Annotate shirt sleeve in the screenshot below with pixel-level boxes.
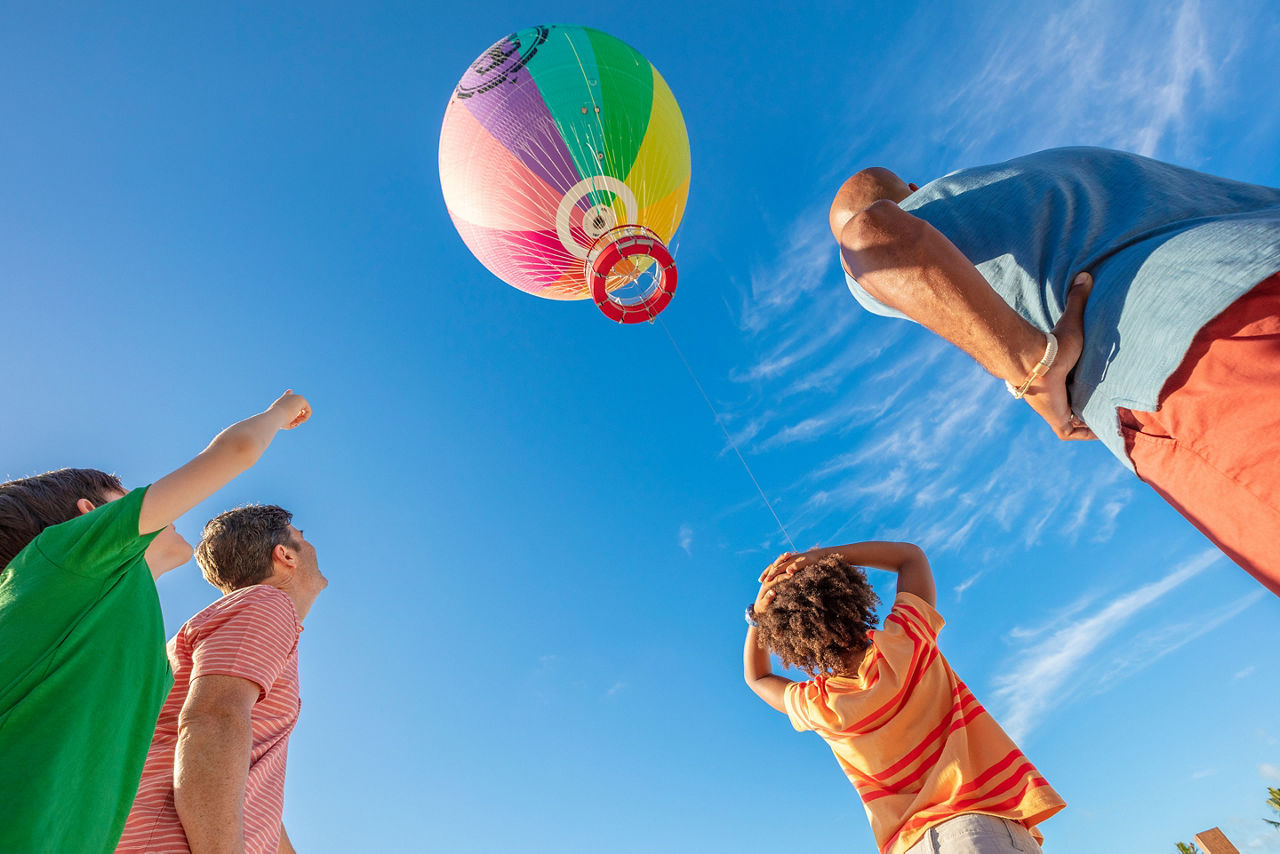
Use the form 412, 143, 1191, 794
845, 269, 916, 322
783, 677, 868, 734
883, 592, 945, 641
32, 485, 159, 580
783, 679, 822, 733
190, 587, 299, 700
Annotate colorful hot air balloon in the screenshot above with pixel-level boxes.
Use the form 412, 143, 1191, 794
439, 25, 691, 323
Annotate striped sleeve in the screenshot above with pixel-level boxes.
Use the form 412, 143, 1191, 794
783, 679, 820, 732
189, 587, 298, 698
784, 675, 872, 734
885, 593, 944, 640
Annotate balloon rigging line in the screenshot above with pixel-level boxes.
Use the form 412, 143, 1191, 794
657, 317, 799, 554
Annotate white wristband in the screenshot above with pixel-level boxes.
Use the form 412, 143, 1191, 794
1005, 332, 1058, 399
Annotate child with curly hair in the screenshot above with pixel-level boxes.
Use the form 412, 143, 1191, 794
744, 542, 1064, 854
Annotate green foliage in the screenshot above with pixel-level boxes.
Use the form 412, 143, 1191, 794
1266, 785, 1280, 829
1175, 843, 1200, 854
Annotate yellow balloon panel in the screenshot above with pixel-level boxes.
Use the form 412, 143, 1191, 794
625, 66, 691, 212
635, 176, 691, 245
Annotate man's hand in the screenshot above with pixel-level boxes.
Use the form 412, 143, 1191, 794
1022, 273, 1097, 441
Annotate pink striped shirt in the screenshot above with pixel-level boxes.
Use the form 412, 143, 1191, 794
117, 585, 303, 854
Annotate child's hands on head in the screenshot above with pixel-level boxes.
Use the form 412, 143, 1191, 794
754, 550, 802, 614
754, 547, 834, 614
758, 548, 828, 583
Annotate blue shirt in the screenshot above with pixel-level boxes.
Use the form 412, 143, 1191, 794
846, 147, 1280, 466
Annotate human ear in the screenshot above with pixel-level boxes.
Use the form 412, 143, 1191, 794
76, 498, 96, 515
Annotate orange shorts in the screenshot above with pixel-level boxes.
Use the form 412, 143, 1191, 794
1119, 272, 1280, 597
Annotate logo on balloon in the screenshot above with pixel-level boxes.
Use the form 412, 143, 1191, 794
555, 177, 638, 260
454, 25, 548, 100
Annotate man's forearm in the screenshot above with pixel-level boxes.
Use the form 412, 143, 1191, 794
174, 712, 253, 854
842, 202, 1098, 442
841, 200, 1047, 384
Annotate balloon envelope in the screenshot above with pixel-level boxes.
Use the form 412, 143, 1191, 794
440, 25, 690, 318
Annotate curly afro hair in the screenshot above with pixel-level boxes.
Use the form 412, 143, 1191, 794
755, 556, 882, 677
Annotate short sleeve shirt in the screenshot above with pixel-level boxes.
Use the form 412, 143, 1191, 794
118, 585, 302, 854
847, 147, 1280, 465
784, 594, 1064, 854
0, 486, 172, 854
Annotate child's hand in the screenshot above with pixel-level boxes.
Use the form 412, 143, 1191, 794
759, 548, 828, 584
267, 390, 312, 430
758, 551, 798, 584
754, 551, 806, 614
753, 584, 777, 615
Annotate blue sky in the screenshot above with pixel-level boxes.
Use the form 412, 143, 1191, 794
4, 1, 1280, 851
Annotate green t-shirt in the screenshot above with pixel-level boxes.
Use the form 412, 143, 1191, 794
0, 486, 174, 853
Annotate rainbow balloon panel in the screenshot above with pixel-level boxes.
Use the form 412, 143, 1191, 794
439, 25, 691, 302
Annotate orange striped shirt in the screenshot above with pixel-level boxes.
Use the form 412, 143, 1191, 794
783, 593, 1064, 854
117, 585, 303, 854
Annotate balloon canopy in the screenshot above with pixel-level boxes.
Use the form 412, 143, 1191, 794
439, 25, 691, 323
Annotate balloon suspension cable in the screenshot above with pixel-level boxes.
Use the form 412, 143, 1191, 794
657, 317, 799, 554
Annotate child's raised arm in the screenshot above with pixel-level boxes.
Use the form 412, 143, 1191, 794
761, 542, 935, 607
743, 552, 804, 712
138, 391, 311, 536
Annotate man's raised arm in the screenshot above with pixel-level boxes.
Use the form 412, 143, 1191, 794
839, 200, 1095, 441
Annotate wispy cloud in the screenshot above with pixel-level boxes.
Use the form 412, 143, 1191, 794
1091, 589, 1266, 695
1262, 763, 1280, 782
678, 523, 693, 555
709, 0, 1257, 581
1234, 665, 1256, 681
737, 211, 835, 335
990, 550, 1225, 742
926, 0, 1224, 160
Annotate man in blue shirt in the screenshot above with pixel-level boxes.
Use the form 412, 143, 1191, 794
831, 147, 1280, 596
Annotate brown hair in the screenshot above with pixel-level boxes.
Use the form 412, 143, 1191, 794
195, 505, 296, 593
0, 468, 124, 569
754, 556, 882, 677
